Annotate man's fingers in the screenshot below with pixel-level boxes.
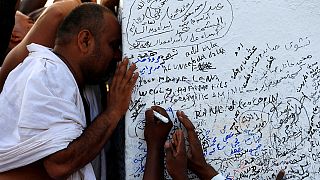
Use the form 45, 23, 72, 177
276, 170, 285, 180
127, 72, 139, 88
176, 110, 195, 131
145, 108, 155, 126
172, 131, 179, 146
176, 110, 201, 152
188, 131, 203, 153
175, 130, 186, 154
164, 141, 174, 159
112, 58, 128, 86
110, 58, 139, 94
123, 63, 137, 83
118, 58, 129, 81
124, 71, 138, 97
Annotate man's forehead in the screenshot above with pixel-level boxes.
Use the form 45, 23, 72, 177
103, 14, 121, 37
105, 15, 120, 28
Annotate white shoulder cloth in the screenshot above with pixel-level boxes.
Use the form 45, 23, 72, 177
0, 43, 95, 180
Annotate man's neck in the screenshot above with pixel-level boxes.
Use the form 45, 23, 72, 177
53, 46, 85, 90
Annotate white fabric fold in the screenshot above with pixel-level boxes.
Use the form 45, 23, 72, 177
0, 43, 96, 180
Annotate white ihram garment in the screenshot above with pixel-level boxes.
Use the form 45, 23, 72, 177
0, 43, 96, 180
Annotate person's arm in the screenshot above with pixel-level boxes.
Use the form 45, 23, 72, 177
19, 0, 47, 15
164, 130, 188, 180
42, 59, 139, 179
143, 106, 173, 180
0, 160, 52, 180
0, 0, 80, 93
176, 111, 218, 180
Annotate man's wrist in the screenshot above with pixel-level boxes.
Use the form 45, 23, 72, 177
146, 142, 165, 152
101, 110, 121, 126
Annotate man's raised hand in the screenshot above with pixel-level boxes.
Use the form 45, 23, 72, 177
176, 110, 218, 180
105, 58, 138, 122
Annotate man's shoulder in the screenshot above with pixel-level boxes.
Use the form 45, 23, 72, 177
31, 54, 79, 102
32, 44, 77, 89
3, 46, 79, 102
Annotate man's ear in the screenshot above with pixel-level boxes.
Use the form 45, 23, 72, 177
77, 30, 95, 54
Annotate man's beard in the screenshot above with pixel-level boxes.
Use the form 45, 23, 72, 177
90, 42, 120, 84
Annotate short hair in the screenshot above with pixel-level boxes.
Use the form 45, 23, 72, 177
55, 3, 114, 45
